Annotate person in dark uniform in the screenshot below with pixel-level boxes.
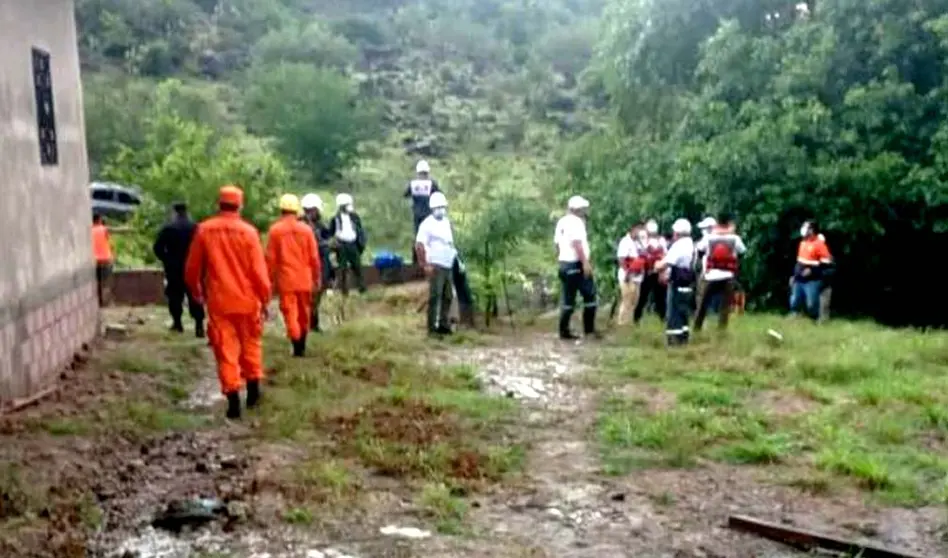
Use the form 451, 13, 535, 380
153, 202, 205, 337
328, 193, 367, 295
300, 193, 334, 332
404, 160, 441, 264
655, 219, 696, 346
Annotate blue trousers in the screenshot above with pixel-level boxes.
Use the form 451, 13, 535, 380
790, 279, 821, 319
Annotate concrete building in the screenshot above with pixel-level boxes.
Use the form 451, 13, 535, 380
0, 0, 98, 403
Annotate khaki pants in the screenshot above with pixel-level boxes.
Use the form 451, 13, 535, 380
616, 280, 641, 325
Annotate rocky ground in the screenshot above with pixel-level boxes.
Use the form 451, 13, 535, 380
0, 296, 944, 558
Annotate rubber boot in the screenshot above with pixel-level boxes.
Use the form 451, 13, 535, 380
559, 310, 577, 340
170, 320, 184, 333
291, 338, 305, 358
225, 392, 241, 420
583, 307, 598, 338
246, 380, 261, 409
310, 311, 321, 333
194, 321, 205, 339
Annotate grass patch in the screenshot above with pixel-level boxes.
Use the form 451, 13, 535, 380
596, 314, 948, 504
416, 483, 468, 534
258, 313, 522, 529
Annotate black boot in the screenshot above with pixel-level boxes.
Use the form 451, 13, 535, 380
194, 321, 205, 339
170, 321, 184, 333
559, 310, 577, 340
310, 312, 321, 333
246, 380, 261, 409
291, 338, 305, 357
583, 307, 598, 337
226, 392, 241, 420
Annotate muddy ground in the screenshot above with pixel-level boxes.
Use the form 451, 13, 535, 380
0, 301, 944, 558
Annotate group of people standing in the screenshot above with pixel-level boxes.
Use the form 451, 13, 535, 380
554, 196, 835, 346
141, 186, 370, 419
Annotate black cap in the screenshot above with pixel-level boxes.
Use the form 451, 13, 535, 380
172, 201, 188, 212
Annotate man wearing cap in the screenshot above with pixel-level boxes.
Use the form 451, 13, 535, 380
694, 212, 746, 331
554, 196, 599, 340
300, 193, 334, 332
185, 185, 271, 420
655, 219, 696, 345
267, 194, 321, 357
405, 160, 441, 264
415, 192, 456, 336
154, 201, 205, 337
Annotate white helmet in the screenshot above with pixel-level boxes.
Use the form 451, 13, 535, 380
429, 191, 448, 209
335, 193, 353, 207
672, 218, 692, 235
567, 195, 590, 210
645, 219, 659, 234
697, 217, 716, 229
301, 193, 323, 211
416, 160, 430, 173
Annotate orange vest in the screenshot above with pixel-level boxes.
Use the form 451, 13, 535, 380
92, 224, 113, 264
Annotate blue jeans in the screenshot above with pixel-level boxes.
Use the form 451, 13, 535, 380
790, 279, 821, 319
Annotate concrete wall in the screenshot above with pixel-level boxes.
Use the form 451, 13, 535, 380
0, 0, 98, 403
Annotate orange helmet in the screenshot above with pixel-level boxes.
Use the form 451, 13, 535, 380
219, 185, 244, 207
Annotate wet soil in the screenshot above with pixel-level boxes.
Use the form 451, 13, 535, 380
0, 307, 945, 557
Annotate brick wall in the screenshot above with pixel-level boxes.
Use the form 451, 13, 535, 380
0, 279, 98, 403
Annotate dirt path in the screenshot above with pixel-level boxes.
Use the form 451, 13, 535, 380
428, 335, 799, 557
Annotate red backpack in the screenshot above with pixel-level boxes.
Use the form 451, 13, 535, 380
708, 240, 738, 272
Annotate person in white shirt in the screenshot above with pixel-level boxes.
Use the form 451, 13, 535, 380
694, 212, 746, 331
655, 218, 696, 346
415, 192, 457, 336
554, 195, 598, 340
615, 225, 647, 325
328, 193, 367, 295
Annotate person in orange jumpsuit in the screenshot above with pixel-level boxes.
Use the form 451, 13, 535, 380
91, 214, 114, 307
266, 194, 321, 357
185, 185, 272, 419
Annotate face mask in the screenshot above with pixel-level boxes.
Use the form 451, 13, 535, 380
432, 207, 447, 220
800, 225, 809, 237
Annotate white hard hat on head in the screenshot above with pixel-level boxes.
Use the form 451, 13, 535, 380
301, 193, 323, 211
335, 193, 353, 207
698, 217, 716, 229
567, 195, 590, 210
672, 218, 692, 235
645, 219, 658, 234
416, 160, 430, 173
429, 191, 448, 209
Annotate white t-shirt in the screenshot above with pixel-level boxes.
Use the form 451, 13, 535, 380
336, 213, 357, 243
416, 215, 457, 269
554, 214, 590, 263
695, 231, 746, 281
616, 234, 644, 283
662, 236, 695, 269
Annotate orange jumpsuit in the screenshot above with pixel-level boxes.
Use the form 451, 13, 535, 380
185, 211, 271, 395
266, 215, 321, 341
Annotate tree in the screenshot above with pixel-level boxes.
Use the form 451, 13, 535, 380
565, 0, 948, 325
250, 21, 358, 69
102, 81, 290, 263
243, 63, 380, 182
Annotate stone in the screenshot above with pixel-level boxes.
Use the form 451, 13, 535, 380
104, 323, 129, 340
379, 525, 431, 539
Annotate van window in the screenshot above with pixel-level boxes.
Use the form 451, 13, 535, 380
117, 192, 140, 205
91, 190, 113, 201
